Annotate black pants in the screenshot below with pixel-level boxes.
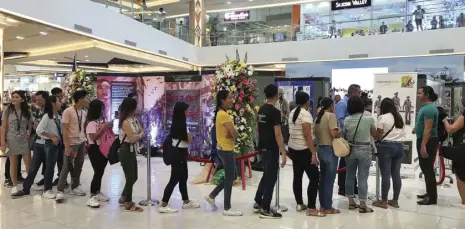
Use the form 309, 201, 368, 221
288, 148, 319, 209
417, 138, 438, 199
5, 155, 22, 180
24, 142, 58, 192
119, 143, 138, 203
88, 144, 108, 195
162, 148, 189, 203
254, 149, 279, 211
338, 157, 358, 193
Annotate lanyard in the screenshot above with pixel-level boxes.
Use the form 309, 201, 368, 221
13, 109, 21, 131
74, 108, 83, 132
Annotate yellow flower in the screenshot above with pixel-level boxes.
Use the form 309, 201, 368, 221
231, 85, 237, 92
240, 62, 247, 67
254, 106, 260, 111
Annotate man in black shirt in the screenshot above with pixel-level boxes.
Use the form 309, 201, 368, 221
253, 84, 287, 219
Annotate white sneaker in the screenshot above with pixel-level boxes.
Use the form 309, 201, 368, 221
87, 196, 101, 208
95, 193, 110, 202
182, 200, 200, 209
70, 186, 86, 196
10, 186, 18, 195
205, 196, 217, 209
453, 203, 465, 210
56, 191, 64, 203
159, 205, 178, 214
31, 184, 44, 191
42, 190, 56, 199
223, 209, 243, 216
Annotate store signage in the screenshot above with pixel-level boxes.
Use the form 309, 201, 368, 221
224, 10, 250, 21
331, 0, 371, 11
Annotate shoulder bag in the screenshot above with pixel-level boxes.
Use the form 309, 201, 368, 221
333, 114, 362, 157
375, 124, 395, 148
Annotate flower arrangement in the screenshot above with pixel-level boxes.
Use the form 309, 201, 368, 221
212, 50, 258, 155
64, 69, 95, 104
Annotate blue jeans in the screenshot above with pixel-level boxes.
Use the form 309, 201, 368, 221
377, 141, 404, 200
345, 145, 372, 201
318, 145, 338, 209
23, 142, 58, 192
210, 150, 237, 210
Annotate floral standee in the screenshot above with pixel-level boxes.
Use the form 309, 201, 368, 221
64, 69, 95, 104
212, 50, 258, 155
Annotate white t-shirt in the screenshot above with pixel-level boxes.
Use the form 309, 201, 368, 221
288, 108, 313, 150
172, 129, 189, 149
377, 113, 406, 141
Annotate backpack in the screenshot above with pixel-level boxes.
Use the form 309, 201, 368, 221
162, 134, 181, 166
99, 128, 115, 158
437, 106, 448, 143
108, 135, 125, 165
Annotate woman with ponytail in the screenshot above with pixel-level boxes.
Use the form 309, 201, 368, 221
288, 91, 322, 217
372, 98, 405, 209
314, 97, 340, 214
205, 90, 243, 216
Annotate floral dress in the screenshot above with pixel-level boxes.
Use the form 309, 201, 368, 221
2, 107, 32, 155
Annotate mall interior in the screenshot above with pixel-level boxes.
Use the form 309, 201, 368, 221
1, 0, 465, 228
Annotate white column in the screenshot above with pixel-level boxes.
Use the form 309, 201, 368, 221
190, 0, 205, 46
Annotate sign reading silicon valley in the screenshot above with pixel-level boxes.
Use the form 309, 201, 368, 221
224, 10, 250, 21
331, 0, 371, 11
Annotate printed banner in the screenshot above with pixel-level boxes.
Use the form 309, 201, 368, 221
372, 73, 418, 165
275, 80, 314, 103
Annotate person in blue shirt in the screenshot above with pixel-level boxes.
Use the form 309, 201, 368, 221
335, 84, 360, 196
414, 86, 439, 205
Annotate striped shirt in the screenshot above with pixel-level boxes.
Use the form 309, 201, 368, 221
288, 108, 313, 150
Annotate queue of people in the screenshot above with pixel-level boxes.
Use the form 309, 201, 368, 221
3, 82, 464, 220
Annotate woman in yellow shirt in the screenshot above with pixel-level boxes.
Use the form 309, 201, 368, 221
205, 90, 243, 216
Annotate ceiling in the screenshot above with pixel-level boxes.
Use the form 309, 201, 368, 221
1, 14, 194, 75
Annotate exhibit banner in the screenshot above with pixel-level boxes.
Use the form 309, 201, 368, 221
275, 80, 314, 104
372, 72, 417, 166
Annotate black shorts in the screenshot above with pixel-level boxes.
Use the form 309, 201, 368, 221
415, 19, 422, 25
453, 160, 465, 181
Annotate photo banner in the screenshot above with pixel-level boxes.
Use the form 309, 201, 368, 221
275, 80, 314, 103
372, 72, 418, 165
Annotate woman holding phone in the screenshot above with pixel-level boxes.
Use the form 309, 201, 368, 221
85, 99, 112, 208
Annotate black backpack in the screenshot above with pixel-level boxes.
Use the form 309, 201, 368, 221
162, 134, 180, 165
437, 106, 448, 143
108, 135, 125, 165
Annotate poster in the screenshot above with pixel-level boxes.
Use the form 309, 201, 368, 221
110, 81, 136, 119
165, 89, 201, 133
372, 73, 418, 166
275, 80, 314, 103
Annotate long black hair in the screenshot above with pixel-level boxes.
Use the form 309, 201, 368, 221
214, 90, 229, 123
380, 98, 404, 129
292, 91, 310, 124
315, 97, 334, 124
44, 95, 59, 119
119, 97, 138, 129
171, 102, 189, 141
420, 86, 438, 102
9, 90, 31, 120
85, 99, 105, 130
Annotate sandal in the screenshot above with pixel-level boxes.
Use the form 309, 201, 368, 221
349, 203, 360, 210
118, 196, 126, 206
324, 208, 341, 214
125, 202, 144, 213
359, 206, 374, 213
388, 200, 400, 208
372, 200, 388, 209
306, 209, 326, 217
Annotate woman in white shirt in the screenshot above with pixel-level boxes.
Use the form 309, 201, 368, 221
373, 98, 405, 209
288, 91, 323, 217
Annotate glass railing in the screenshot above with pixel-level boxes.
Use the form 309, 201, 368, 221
90, 0, 465, 47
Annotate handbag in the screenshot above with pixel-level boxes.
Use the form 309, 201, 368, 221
333, 137, 350, 157
440, 142, 465, 161
375, 124, 395, 148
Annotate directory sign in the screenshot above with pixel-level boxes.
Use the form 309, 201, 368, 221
331, 0, 371, 11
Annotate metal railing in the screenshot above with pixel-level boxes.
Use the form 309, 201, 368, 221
90, 0, 465, 47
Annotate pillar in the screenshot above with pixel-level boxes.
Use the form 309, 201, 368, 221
189, 0, 205, 46
0, 28, 4, 109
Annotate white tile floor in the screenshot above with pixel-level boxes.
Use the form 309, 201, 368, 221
0, 156, 464, 229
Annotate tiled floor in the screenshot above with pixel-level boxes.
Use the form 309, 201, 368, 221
0, 156, 464, 229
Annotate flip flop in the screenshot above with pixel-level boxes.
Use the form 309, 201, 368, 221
359, 206, 374, 213
324, 208, 341, 214
349, 203, 360, 210
307, 209, 326, 217
125, 202, 144, 213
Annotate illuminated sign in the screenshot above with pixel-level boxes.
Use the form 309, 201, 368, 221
331, 0, 371, 10
224, 10, 250, 21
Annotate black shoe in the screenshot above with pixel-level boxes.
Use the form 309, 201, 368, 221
338, 191, 346, 196
52, 178, 59, 186
36, 178, 44, 186
11, 190, 30, 199
417, 193, 428, 199
417, 197, 437, 205
259, 209, 282, 219
4, 179, 13, 188
17, 176, 25, 183
253, 203, 260, 213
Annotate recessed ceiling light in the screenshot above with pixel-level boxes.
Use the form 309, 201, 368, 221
84, 55, 89, 58
227, 1, 231, 4
85, 60, 90, 62
76, 60, 80, 63
39, 32, 48, 35
249, 0, 253, 1
148, 13, 152, 16
133, 15, 137, 18
16, 36, 24, 40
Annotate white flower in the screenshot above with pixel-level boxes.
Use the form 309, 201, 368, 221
239, 125, 245, 130
248, 71, 252, 76
226, 79, 230, 85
